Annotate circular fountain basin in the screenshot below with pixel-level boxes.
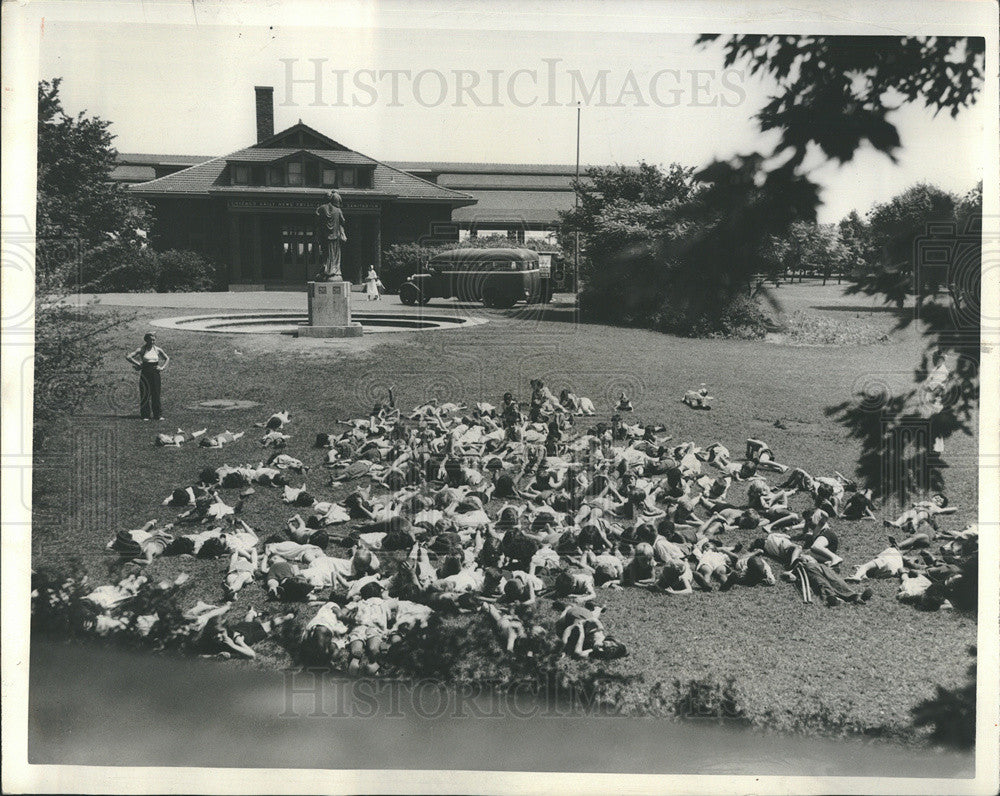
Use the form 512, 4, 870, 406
150, 311, 485, 335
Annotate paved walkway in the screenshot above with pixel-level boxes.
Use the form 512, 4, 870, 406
73, 291, 576, 315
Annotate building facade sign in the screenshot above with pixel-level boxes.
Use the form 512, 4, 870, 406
227, 198, 383, 214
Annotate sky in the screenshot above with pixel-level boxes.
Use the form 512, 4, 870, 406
39, 18, 987, 224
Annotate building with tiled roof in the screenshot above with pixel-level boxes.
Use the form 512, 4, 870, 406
120, 139, 589, 277
129, 87, 477, 287
394, 163, 586, 238
112, 153, 217, 183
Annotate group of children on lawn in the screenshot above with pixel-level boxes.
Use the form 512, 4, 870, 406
90, 378, 975, 672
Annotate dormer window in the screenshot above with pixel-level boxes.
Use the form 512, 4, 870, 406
305, 161, 320, 186
225, 145, 375, 191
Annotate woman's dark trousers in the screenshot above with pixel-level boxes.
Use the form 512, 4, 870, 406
139, 365, 162, 418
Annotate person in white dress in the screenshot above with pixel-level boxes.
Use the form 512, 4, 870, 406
364, 265, 383, 301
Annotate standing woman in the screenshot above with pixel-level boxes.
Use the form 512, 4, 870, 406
364, 265, 383, 301
126, 332, 169, 420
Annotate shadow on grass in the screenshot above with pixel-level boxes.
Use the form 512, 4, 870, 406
911, 645, 976, 749
809, 304, 910, 315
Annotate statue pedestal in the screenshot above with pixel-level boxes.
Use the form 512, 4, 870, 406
296, 281, 363, 338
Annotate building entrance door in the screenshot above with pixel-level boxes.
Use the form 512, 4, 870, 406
254, 209, 380, 285
260, 216, 321, 282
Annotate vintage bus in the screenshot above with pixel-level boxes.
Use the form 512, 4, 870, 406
398, 248, 561, 308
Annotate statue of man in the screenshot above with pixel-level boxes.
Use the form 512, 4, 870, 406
315, 191, 346, 281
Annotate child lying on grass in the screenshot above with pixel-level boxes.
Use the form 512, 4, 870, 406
198, 608, 295, 659
255, 410, 291, 430
745, 438, 789, 473
789, 556, 874, 607
883, 494, 957, 532
480, 603, 548, 657
155, 428, 206, 447
260, 429, 290, 448
106, 519, 175, 564
682, 385, 713, 409
199, 430, 245, 448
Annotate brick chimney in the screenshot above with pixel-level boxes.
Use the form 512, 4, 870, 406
255, 86, 274, 143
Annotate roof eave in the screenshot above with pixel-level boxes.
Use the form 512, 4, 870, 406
127, 187, 211, 198
129, 187, 476, 205
389, 196, 478, 206
208, 186, 394, 198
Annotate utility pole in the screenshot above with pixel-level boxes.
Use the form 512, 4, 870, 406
574, 102, 580, 294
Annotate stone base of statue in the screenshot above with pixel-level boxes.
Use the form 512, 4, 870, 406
296, 280, 363, 338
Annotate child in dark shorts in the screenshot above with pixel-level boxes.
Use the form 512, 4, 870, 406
793, 510, 843, 567
841, 488, 877, 520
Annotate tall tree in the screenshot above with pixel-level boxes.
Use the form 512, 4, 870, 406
853, 183, 957, 305
34, 79, 140, 445
560, 158, 812, 336
37, 80, 149, 260
837, 210, 870, 280
697, 35, 985, 497
765, 221, 849, 284
559, 162, 705, 329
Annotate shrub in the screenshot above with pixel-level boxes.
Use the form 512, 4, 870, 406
644, 292, 771, 339
779, 310, 891, 346
911, 645, 976, 748
154, 249, 219, 292
30, 563, 95, 640
79, 242, 159, 293
33, 297, 133, 447
702, 294, 772, 340
380, 243, 435, 294
74, 245, 218, 293
31, 565, 196, 651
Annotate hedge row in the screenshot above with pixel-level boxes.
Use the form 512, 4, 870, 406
75, 243, 221, 293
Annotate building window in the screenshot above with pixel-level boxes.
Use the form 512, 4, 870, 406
287, 161, 303, 186
340, 168, 356, 188
357, 168, 373, 189
251, 166, 266, 185
233, 164, 250, 185
268, 166, 284, 186
322, 168, 337, 187
281, 223, 321, 270
305, 161, 320, 186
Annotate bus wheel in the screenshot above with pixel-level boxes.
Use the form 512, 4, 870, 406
419, 294, 433, 306
399, 283, 419, 305
493, 293, 517, 309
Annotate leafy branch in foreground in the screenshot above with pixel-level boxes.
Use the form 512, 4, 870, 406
697, 35, 984, 497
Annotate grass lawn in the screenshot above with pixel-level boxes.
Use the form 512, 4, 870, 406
31, 282, 978, 744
